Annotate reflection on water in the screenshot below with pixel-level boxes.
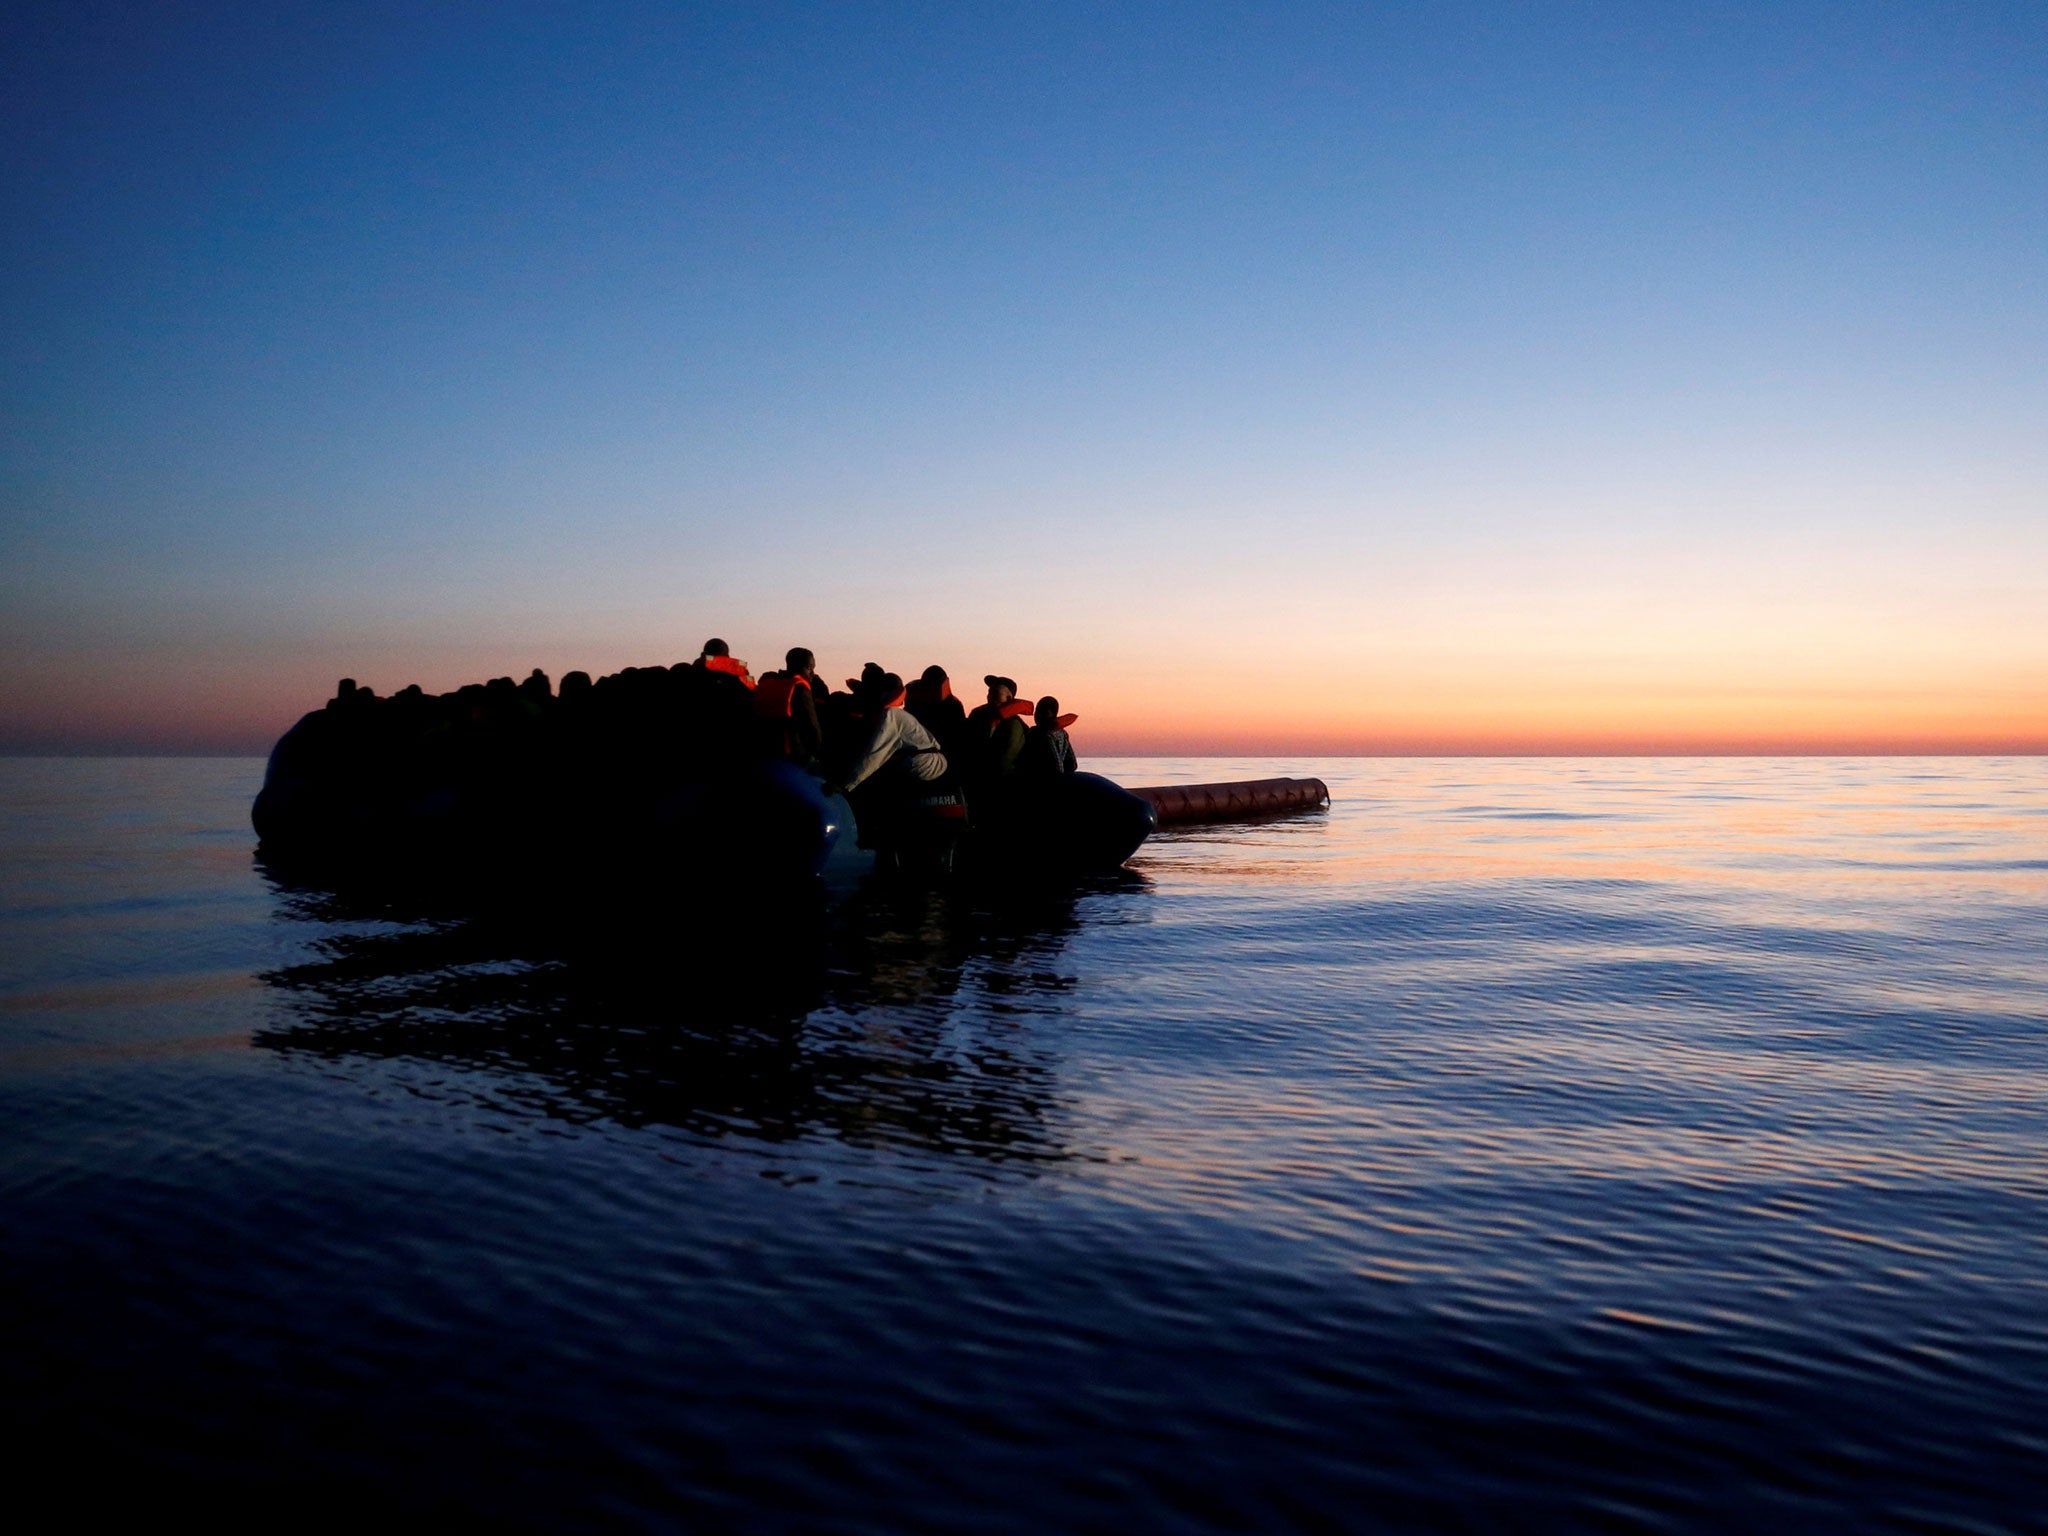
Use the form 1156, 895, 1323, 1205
3, 756, 2047, 1532
253, 865, 1141, 1166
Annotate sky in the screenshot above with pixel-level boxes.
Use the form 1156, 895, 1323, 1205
2, 0, 2043, 754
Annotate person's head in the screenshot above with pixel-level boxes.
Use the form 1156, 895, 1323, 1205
984, 674, 1017, 706
921, 664, 948, 686
701, 637, 729, 658
786, 646, 815, 676
1035, 696, 1059, 727
560, 670, 593, 701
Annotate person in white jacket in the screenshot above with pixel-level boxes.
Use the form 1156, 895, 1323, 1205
829, 673, 949, 796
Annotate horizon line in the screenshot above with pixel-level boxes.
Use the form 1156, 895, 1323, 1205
6, 748, 2045, 762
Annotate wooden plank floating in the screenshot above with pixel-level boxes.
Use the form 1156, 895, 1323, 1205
1128, 777, 1331, 827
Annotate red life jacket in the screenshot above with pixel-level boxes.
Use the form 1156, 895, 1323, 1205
702, 653, 754, 688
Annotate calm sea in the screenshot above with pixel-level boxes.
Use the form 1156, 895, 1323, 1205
3, 755, 2045, 1531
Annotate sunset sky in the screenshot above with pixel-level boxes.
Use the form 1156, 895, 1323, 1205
4, 1, 2043, 754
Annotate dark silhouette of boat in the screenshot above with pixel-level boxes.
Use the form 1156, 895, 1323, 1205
250, 670, 1161, 883
251, 668, 1330, 888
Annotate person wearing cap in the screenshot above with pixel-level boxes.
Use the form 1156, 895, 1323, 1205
827, 671, 949, 798
965, 675, 1035, 782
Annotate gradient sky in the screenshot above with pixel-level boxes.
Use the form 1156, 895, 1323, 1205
3, 0, 2043, 753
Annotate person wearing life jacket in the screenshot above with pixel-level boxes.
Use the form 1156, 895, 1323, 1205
694, 637, 754, 689
825, 671, 949, 799
964, 674, 1036, 781
904, 664, 968, 758
753, 646, 824, 768
1017, 695, 1079, 779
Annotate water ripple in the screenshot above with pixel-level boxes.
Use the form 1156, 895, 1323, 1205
2, 757, 2045, 1530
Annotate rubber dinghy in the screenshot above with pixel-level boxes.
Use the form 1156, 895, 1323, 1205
250, 672, 1158, 884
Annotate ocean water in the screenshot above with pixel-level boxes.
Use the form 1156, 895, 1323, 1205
2, 755, 2045, 1531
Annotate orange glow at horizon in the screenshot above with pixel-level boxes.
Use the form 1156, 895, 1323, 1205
4, 517, 2043, 756
4, 643, 2041, 757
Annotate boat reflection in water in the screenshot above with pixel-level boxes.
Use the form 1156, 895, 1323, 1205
252, 857, 1145, 1168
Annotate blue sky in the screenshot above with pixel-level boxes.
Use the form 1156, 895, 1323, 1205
3, 1, 2043, 750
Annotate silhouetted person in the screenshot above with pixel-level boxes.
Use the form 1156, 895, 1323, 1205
755, 646, 825, 769
695, 637, 754, 688
905, 665, 968, 757
331, 678, 379, 712
964, 675, 1032, 781
1018, 696, 1077, 779
828, 672, 948, 798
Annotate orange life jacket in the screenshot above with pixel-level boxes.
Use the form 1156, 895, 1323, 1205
702, 653, 754, 688
754, 671, 813, 755
754, 670, 811, 719
1025, 698, 1078, 731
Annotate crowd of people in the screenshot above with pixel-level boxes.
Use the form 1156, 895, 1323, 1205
721, 643, 1078, 802
301, 638, 1080, 835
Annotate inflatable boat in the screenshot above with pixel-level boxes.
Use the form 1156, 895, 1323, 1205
250, 669, 1329, 887
251, 690, 1156, 883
